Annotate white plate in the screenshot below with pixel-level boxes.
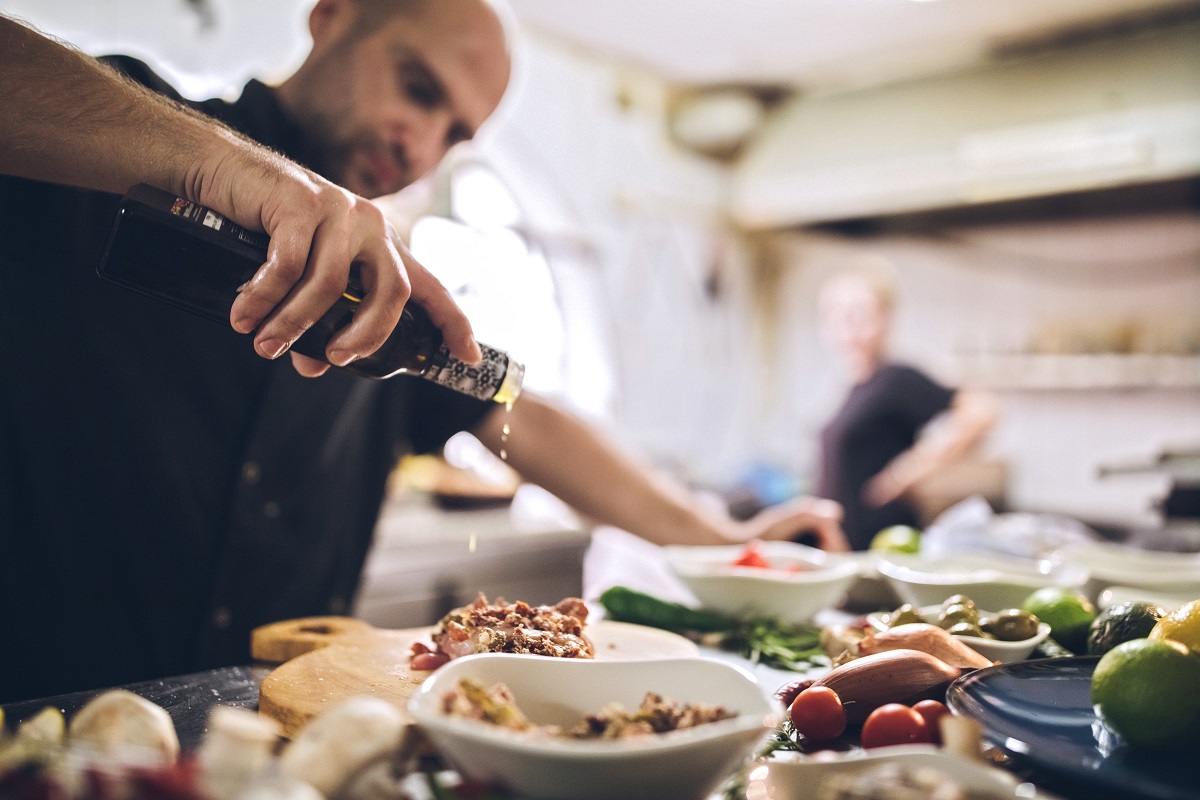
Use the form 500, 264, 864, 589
409, 654, 781, 800
865, 605, 1051, 663
587, 619, 700, 660
766, 744, 1061, 800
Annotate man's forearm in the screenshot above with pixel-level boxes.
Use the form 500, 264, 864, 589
0, 15, 246, 199
473, 394, 731, 546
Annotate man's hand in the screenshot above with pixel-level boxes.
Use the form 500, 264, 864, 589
733, 497, 850, 552
0, 16, 480, 377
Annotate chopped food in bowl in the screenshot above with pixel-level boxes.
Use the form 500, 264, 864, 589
664, 541, 860, 624
408, 654, 781, 800
865, 598, 1051, 663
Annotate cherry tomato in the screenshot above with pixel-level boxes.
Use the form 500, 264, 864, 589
732, 542, 772, 569
788, 686, 847, 741
859, 703, 932, 749
911, 700, 951, 744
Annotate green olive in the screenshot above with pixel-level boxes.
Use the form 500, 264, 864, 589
888, 604, 925, 627
946, 621, 986, 638
938, 603, 979, 629
981, 609, 1039, 641
942, 594, 977, 611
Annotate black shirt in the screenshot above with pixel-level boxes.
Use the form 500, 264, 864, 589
0, 58, 493, 702
817, 363, 955, 551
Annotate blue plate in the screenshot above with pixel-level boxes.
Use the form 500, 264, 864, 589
947, 657, 1196, 800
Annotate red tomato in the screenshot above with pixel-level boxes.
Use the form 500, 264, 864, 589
788, 686, 847, 741
732, 542, 772, 569
860, 703, 932, 749
911, 700, 951, 744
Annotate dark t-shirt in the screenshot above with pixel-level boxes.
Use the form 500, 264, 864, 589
0, 58, 493, 702
817, 363, 955, 551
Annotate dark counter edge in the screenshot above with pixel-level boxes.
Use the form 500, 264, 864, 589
1, 665, 271, 753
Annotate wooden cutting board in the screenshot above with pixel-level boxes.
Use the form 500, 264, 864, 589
252, 616, 698, 739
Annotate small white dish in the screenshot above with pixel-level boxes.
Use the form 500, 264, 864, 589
663, 542, 859, 624
766, 744, 1058, 800
1059, 541, 1200, 602
875, 553, 1089, 611
865, 605, 1051, 663
409, 654, 781, 800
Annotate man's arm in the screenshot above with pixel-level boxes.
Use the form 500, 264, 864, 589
863, 388, 1000, 507
0, 15, 479, 373
472, 394, 848, 550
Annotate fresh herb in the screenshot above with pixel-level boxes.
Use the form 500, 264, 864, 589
599, 587, 829, 672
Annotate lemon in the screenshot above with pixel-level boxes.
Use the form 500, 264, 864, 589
1021, 587, 1096, 654
1148, 599, 1200, 653
1091, 637, 1200, 749
869, 525, 921, 555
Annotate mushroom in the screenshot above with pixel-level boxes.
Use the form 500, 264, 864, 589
68, 690, 179, 762
279, 697, 405, 797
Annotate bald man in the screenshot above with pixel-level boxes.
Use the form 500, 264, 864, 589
1, 1, 844, 702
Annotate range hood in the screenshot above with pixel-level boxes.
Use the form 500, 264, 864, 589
731, 22, 1200, 228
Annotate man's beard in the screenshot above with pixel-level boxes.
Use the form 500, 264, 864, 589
302, 119, 410, 198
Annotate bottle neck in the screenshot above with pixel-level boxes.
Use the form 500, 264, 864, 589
423, 343, 525, 404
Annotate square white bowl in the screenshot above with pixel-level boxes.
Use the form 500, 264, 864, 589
408, 653, 781, 800
663, 542, 860, 624
875, 553, 1089, 611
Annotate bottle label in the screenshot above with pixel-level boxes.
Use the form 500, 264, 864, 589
168, 197, 269, 251
425, 343, 512, 402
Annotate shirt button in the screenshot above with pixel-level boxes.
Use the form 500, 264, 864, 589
241, 461, 262, 486
263, 501, 282, 519
212, 607, 232, 630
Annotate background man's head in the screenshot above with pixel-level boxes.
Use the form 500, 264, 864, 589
278, 0, 511, 198
818, 256, 897, 365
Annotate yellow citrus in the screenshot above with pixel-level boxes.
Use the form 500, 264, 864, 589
1091, 637, 1200, 749
1148, 599, 1200, 653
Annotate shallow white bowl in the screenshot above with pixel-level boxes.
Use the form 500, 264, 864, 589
875, 553, 1089, 611
766, 744, 1054, 800
865, 604, 1051, 663
1060, 541, 1200, 602
408, 654, 781, 800
663, 542, 859, 624
1097, 584, 1198, 612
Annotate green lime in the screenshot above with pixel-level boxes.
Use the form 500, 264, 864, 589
1021, 587, 1096, 654
1091, 637, 1200, 749
1088, 601, 1167, 656
869, 525, 921, 555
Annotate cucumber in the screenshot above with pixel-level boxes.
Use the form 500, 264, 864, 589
599, 587, 737, 633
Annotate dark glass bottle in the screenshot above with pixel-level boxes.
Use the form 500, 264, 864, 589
98, 184, 523, 404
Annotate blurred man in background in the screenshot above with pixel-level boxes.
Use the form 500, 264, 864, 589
815, 258, 999, 550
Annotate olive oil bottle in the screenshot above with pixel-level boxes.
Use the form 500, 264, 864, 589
98, 184, 523, 404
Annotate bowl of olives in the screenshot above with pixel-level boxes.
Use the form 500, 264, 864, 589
865, 594, 1050, 663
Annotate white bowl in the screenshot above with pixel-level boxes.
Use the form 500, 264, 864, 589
875, 553, 1089, 611
1059, 541, 1200, 602
408, 654, 781, 800
663, 542, 860, 624
865, 605, 1051, 663
766, 744, 1054, 800
1097, 585, 1198, 612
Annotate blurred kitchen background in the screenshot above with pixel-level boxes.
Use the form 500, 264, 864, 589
7, 0, 1199, 621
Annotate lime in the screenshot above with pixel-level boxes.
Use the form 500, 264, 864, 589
1088, 601, 1167, 656
1021, 587, 1096, 655
1148, 599, 1200, 653
1091, 637, 1200, 749
869, 525, 921, 555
